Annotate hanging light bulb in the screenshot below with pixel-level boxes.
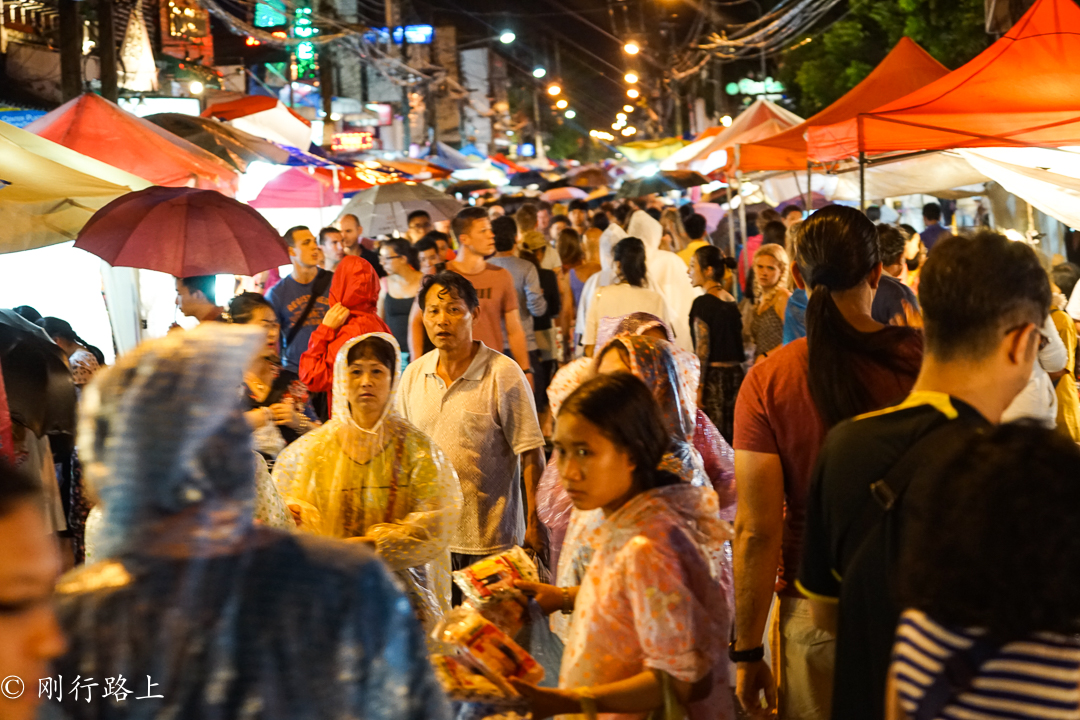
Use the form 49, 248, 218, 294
624, 72, 638, 84
627, 88, 640, 99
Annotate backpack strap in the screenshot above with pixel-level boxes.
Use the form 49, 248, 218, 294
286, 270, 333, 347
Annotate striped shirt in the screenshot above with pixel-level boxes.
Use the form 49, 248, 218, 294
892, 609, 1080, 720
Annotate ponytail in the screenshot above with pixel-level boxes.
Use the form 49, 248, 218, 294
799, 206, 919, 428
73, 334, 106, 366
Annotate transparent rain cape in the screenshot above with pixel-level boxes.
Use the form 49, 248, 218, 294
273, 332, 462, 637
45, 325, 448, 720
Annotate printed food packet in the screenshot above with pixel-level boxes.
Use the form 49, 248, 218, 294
434, 608, 545, 686
452, 547, 538, 635
452, 546, 538, 605
431, 654, 517, 701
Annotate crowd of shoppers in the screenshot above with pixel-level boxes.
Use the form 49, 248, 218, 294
5, 192, 1080, 720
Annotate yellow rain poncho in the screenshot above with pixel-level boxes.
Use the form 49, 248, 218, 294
272, 332, 462, 628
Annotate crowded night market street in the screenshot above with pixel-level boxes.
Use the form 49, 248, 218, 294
3, 0, 1080, 718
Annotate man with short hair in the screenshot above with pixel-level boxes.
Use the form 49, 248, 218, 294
517, 203, 561, 270
871, 224, 920, 325
780, 205, 803, 228
548, 214, 570, 244
406, 210, 433, 243
567, 199, 589, 234
339, 213, 385, 277
798, 232, 1051, 720
414, 234, 445, 276
175, 275, 225, 323
536, 201, 552, 234
408, 233, 448, 360
265, 226, 333, 373
488, 216, 547, 375
676, 213, 710, 266
919, 202, 949, 251
318, 226, 345, 271
0, 464, 67, 720
397, 272, 547, 574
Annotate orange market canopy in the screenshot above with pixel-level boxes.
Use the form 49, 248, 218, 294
666, 98, 803, 174
808, 0, 1080, 162
732, 38, 948, 174
26, 93, 237, 195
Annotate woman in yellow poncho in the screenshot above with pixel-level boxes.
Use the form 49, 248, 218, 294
272, 332, 462, 630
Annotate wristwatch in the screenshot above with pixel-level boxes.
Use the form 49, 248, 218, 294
728, 642, 765, 663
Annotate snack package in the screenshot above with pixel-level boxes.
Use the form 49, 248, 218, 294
452, 546, 538, 604
434, 608, 545, 686
431, 654, 516, 702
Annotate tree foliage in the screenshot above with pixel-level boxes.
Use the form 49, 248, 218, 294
777, 0, 990, 116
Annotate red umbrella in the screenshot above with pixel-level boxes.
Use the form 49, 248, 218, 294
75, 186, 290, 277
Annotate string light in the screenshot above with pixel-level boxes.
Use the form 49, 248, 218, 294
627, 88, 640, 99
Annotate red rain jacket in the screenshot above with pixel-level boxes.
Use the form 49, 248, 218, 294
299, 255, 390, 393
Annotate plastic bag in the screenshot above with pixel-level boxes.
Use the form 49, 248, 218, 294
693, 409, 737, 521
536, 456, 574, 574
512, 599, 564, 688
434, 607, 545, 688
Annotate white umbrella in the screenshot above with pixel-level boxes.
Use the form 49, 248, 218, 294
336, 182, 463, 237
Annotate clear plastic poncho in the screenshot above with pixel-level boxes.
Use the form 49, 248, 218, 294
273, 332, 462, 638
45, 325, 449, 720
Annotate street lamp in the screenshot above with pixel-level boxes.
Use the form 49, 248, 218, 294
624, 72, 638, 84
499, 30, 516, 44
533, 66, 547, 78
547, 84, 561, 96
624, 105, 634, 112
565, 109, 576, 119
623, 41, 640, 55
617, 113, 627, 121
556, 99, 568, 109
189, 80, 204, 95
626, 88, 640, 99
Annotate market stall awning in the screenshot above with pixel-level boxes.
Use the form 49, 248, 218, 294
733, 38, 948, 174
616, 137, 689, 163
808, 0, 1080, 161
26, 93, 237, 195
248, 168, 343, 209
0, 120, 151, 253
202, 95, 313, 152
668, 98, 803, 174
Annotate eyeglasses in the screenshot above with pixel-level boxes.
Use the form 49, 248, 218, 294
1004, 322, 1050, 349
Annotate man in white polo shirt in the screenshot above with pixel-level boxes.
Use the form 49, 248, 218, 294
396, 271, 547, 582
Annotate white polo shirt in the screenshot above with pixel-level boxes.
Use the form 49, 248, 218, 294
396, 342, 545, 554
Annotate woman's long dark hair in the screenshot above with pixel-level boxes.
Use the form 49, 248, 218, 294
798, 205, 919, 428
37, 317, 106, 366
613, 236, 648, 287
559, 373, 679, 491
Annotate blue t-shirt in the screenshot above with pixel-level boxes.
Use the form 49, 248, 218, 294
265, 269, 332, 372
871, 274, 920, 325
782, 288, 808, 345
920, 223, 949, 251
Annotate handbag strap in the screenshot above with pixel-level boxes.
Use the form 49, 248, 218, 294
913, 634, 1000, 720
285, 270, 333, 347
